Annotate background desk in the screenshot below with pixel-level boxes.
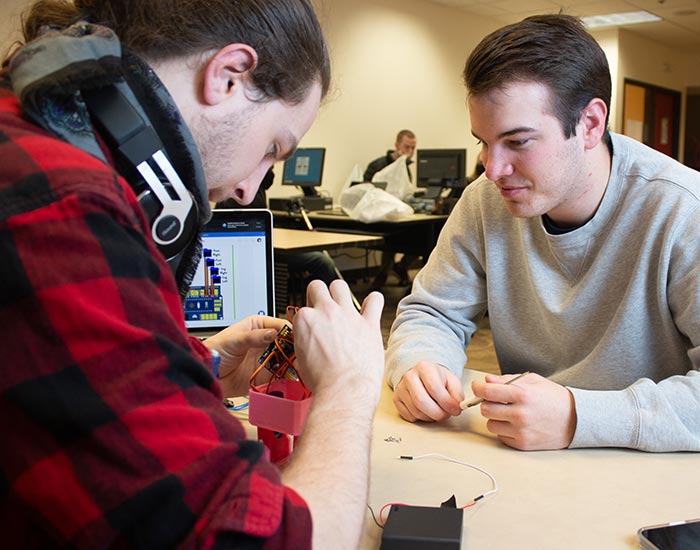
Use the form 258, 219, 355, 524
273, 227, 383, 253
272, 228, 383, 312
362, 370, 700, 550
272, 210, 448, 259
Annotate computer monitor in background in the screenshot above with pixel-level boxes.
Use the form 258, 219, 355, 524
282, 147, 326, 197
416, 149, 467, 198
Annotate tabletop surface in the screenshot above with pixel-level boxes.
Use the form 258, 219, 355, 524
234, 369, 699, 550
272, 227, 383, 252
361, 370, 700, 550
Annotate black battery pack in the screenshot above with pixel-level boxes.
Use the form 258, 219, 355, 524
380, 505, 463, 550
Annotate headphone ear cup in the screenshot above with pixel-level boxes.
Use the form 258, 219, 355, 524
138, 187, 199, 261
82, 84, 199, 266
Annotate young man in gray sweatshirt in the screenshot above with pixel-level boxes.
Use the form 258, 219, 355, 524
386, 14, 700, 453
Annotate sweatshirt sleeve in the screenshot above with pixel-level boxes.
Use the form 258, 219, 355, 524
385, 189, 488, 388
569, 371, 700, 451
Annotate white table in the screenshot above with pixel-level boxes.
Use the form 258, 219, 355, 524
361, 370, 700, 549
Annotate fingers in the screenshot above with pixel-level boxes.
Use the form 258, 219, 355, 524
471, 377, 527, 406
486, 419, 517, 439
206, 324, 278, 360
395, 382, 441, 422
328, 279, 354, 309
394, 365, 464, 422
393, 391, 424, 422
444, 371, 466, 403
244, 327, 278, 348
360, 291, 384, 323
415, 368, 463, 416
304, 279, 328, 308
486, 420, 520, 449
303, 280, 383, 324
305, 279, 353, 309
221, 314, 286, 336
477, 375, 576, 451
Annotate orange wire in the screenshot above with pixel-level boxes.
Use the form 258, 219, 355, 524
249, 306, 304, 392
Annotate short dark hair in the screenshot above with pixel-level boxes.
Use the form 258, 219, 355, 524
396, 129, 416, 143
20, 0, 330, 105
463, 14, 611, 141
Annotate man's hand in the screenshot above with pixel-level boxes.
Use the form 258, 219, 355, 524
293, 279, 385, 410
281, 280, 384, 550
471, 373, 577, 450
393, 362, 465, 422
203, 315, 287, 397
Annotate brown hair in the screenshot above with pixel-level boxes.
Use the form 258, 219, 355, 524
396, 129, 416, 143
21, 0, 330, 105
463, 14, 611, 141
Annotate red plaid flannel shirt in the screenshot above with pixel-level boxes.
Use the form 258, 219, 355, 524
0, 80, 311, 548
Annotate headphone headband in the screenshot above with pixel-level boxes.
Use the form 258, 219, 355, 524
83, 84, 197, 262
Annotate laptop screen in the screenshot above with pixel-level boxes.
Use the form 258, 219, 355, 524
184, 209, 275, 334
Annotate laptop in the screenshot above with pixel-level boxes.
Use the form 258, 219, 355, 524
184, 209, 275, 337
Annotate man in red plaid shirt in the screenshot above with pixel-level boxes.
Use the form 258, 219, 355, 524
0, 1, 385, 548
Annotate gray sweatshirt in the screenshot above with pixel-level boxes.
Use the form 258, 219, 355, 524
386, 133, 700, 452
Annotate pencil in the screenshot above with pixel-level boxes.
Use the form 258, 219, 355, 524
460, 371, 531, 410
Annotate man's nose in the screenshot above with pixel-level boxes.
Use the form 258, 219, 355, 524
483, 148, 513, 181
233, 164, 273, 205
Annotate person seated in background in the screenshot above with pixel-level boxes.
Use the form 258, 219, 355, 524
363, 129, 417, 182
387, 14, 700, 453
217, 168, 340, 286
364, 129, 420, 289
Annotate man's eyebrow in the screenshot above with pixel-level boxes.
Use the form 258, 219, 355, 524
279, 131, 299, 161
472, 126, 538, 141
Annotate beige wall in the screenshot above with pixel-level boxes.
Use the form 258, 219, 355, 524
590, 28, 621, 133
2, 0, 698, 197
269, 0, 499, 200
1, 0, 28, 58
274, 2, 700, 198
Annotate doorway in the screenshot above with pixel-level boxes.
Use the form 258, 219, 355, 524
622, 79, 681, 160
684, 87, 700, 172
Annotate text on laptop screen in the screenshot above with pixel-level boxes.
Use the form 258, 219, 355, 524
184, 211, 273, 331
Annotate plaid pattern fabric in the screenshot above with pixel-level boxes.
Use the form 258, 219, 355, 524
0, 81, 311, 548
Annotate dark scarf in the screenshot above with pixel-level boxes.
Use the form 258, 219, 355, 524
8, 22, 211, 298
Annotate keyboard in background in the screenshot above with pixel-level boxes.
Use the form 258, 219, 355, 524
316, 209, 348, 217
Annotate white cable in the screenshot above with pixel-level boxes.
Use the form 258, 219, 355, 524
400, 452, 499, 501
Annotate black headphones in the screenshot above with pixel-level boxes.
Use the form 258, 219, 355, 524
82, 84, 198, 266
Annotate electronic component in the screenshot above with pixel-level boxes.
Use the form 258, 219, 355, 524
257, 324, 299, 381
381, 505, 463, 550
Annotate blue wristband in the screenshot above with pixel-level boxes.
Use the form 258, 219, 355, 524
211, 349, 221, 378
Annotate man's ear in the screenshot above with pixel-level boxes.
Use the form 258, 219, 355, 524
202, 43, 258, 106
579, 97, 608, 150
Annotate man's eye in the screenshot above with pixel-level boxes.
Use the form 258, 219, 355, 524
509, 139, 530, 147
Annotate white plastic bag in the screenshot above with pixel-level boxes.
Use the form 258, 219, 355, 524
338, 183, 414, 223
372, 155, 414, 199
341, 164, 364, 193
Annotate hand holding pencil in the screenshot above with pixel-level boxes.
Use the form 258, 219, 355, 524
460, 371, 531, 410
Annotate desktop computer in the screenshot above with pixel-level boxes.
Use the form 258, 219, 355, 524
273, 147, 334, 211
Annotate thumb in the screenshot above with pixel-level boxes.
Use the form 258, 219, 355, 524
220, 328, 277, 357
241, 328, 277, 349
445, 372, 466, 401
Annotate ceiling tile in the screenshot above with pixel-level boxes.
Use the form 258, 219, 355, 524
419, 0, 700, 52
